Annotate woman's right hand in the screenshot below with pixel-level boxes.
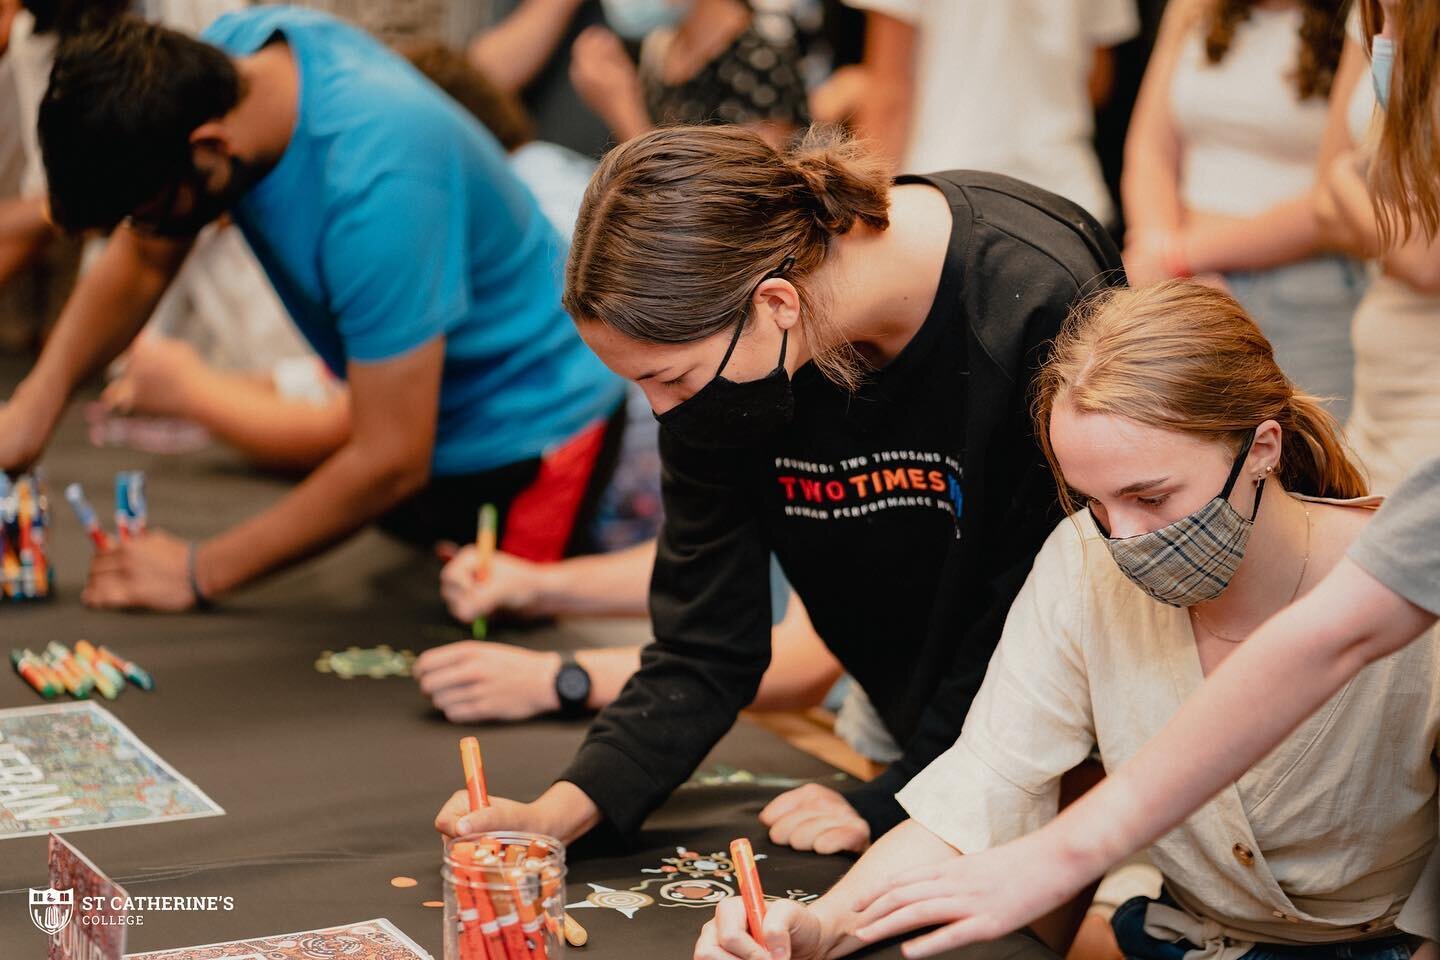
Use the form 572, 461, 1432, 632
695, 896, 829, 960
435, 781, 602, 845
440, 546, 546, 621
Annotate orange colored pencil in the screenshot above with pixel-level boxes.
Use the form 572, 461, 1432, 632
460, 735, 489, 810
729, 838, 767, 941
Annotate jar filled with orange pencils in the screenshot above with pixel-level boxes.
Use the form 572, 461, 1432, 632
443, 831, 567, 960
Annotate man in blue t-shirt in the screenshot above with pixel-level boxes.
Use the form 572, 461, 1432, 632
0, 8, 625, 610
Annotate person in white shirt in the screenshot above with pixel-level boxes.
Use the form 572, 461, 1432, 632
1124, 0, 1364, 419
829, 0, 1138, 227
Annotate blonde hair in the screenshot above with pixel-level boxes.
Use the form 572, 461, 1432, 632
1034, 280, 1368, 513
563, 124, 891, 391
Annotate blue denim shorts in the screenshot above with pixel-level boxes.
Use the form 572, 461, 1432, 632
1111, 895, 1419, 960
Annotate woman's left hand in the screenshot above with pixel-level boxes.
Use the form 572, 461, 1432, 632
850, 836, 1080, 958
83, 531, 199, 611
102, 336, 205, 419
759, 783, 870, 854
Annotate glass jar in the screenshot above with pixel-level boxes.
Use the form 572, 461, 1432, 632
442, 831, 566, 960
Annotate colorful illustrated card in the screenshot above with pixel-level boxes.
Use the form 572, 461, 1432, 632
126, 919, 433, 960
41, 833, 129, 960
0, 701, 223, 838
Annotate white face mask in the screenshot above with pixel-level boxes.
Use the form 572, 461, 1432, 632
1372, 35, 1395, 109
600, 0, 691, 40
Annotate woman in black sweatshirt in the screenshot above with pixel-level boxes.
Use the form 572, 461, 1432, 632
435, 124, 1123, 854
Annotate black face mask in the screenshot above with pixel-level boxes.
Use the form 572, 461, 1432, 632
654, 259, 796, 450
128, 155, 265, 238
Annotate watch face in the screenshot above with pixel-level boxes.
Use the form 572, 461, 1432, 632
557, 663, 590, 704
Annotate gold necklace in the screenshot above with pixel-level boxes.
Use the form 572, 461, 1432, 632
1191, 505, 1312, 644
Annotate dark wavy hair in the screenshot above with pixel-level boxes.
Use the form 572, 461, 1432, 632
1204, 0, 1348, 99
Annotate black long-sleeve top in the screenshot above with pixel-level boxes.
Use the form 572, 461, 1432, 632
560, 171, 1124, 836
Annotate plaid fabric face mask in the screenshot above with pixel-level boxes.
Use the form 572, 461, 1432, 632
1092, 433, 1263, 607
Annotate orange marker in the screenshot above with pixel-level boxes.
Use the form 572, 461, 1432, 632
508, 870, 550, 960
460, 736, 489, 811
450, 841, 497, 960
561, 911, 588, 947
729, 838, 767, 942
481, 852, 530, 960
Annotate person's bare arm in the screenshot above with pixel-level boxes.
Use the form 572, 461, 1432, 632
169, 370, 349, 472
1120, 0, 1202, 284
0, 195, 51, 245
1179, 199, 1320, 274
1089, 46, 1117, 108
849, 12, 915, 171
569, 26, 652, 142
467, 0, 588, 93
441, 539, 656, 620
751, 592, 843, 710
102, 336, 350, 473
0, 225, 191, 469
192, 338, 442, 595
1313, 37, 1383, 258
420, 583, 841, 722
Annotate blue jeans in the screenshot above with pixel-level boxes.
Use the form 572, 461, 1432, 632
1224, 255, 1368, 423
1111, 895, 1418, 960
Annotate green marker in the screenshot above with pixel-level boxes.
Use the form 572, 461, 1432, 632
471, 504, 497, 640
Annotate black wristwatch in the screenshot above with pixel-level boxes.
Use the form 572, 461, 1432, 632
554, 652, 592, 718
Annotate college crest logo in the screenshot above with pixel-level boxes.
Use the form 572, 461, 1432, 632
29, 886, 74, 935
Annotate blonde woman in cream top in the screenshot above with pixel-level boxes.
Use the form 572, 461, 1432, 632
897, 502, 1438, 960
691, 281, 1437, 960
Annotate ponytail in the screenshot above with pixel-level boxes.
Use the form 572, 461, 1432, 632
785, 126, 891, 237
1278, 393, 1369, 498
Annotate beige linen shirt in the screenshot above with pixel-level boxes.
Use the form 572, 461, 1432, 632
898, 499, 1440, 960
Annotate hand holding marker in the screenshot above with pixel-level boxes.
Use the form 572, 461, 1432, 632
729, 838, 768, 943
450, 736, 582, 957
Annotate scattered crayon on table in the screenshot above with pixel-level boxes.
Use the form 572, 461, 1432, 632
8, 640, 154, 701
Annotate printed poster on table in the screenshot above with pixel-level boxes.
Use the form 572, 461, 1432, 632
125, 918, 434, 960
0, 701, 224, 839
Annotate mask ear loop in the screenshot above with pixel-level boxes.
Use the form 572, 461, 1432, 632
1218, 430, 1264, 521
713, 256, 797, 378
